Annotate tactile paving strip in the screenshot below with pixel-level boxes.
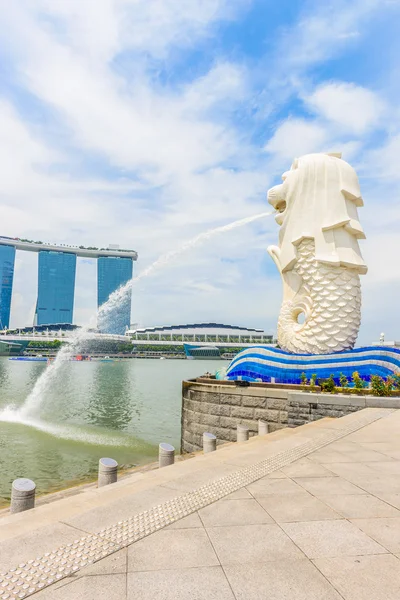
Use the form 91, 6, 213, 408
0, 535, 120, 599
0, 409, 393, 599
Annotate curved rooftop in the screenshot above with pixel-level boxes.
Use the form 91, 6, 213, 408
0, 236, 137, 259
129, 323, 265, 334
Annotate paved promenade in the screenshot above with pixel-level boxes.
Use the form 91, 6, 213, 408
1, 408, 400, 599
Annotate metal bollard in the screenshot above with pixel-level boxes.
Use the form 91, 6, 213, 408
98, 458, 118, 487
11, 478, 36, 514
203, 432, 217, 454
237, 424, 249, 442
159, 443, 175, 468
258, 420, 268, 435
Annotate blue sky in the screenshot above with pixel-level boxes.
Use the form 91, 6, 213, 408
0, 0, 399, 344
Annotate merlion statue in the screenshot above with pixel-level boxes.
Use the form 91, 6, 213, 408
267, 152, 367, 355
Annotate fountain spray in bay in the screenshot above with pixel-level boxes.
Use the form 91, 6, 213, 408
0, 210, 271, 436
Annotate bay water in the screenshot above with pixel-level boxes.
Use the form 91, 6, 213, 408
0, 357, 225, 506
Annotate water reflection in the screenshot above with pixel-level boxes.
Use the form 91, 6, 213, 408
0, 357, 9, 390
86, 362, 141, 430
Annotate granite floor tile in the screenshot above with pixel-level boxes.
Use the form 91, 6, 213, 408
281, 519, 387, 558
313, 554, 400, 600
344, 475, 400, 495
166, 512, 203, 529
351, 517, 400, 553
320, 494, 400, 519
294, 476, 366, 496
206, 523, 303, 565
160, 464, 238, 491
322, 461, 377, 479
64, 485, 179, 533
327, 441, 365, 453
257, 493, 341, 523
281, 459, 336, 478
365, 461, 400, 475
33, 574, 126, 600
246, 477, 304, 497
224, 558, 342, 600
265, 470, 288, 479
127, 528, 219, 571
307, 450, 350, 464
332, 449, 394, 462
359, 443, 400, 459
221, 488, 252, 499
374, 493, 400, 509
198, 498, 273, 527
74, 548, 127, 576
127, 566, 235, 599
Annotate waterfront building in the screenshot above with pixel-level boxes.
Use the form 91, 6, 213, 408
97, 257, 133, 334
36, 251, 76, 326
0, 237, 137, 333
0, 244, 15, 329
127, 323, 275, 358
0, 339, 29, 356
128, 323, 273, 343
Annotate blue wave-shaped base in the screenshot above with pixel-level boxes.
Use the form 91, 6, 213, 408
226, 346, 400, 384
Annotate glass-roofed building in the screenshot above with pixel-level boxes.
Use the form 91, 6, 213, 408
127, 323, 275, 359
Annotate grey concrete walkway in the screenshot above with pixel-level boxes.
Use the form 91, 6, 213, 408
2, 408, 400, 599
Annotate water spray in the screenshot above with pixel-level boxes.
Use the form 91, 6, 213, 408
0, 210, 272, 433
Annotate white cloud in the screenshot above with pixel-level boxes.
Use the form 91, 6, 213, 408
263, 118, 328, 161
362, 133, 400, 180
305, 82, 384, 134
21, 0, 242, 60
275, 0, 394, 71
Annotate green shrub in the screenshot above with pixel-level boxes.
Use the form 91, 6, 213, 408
309, 373, 317, 393
370, 375, 386, 396
320, 374, 336, 394
384, 376, 394, 396
339, 373, 349, 388
371, 375, 394, 397
300, 372, 307, 390
393, 374, 400, 390
352, 371, 366, 393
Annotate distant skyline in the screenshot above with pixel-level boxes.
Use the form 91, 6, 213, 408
0, 0, 399, 345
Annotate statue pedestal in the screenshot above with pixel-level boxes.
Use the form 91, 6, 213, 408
226, 346, 400, 385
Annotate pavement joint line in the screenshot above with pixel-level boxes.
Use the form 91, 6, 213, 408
0, 409, 394, 599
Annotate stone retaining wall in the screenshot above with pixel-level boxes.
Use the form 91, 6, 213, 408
181, 380, 289, 453
181, 379, 399, 453
288, 392, 399, 427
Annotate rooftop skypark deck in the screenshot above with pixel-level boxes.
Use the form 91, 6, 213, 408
0, 237, 138, 260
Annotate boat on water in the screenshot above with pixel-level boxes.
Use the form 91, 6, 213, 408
10, 354, 116, 363
9, 356, 48, 362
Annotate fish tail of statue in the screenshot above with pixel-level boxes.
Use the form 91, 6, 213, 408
277, 239, 362, 354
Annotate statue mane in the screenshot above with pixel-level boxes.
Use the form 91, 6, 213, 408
268, 153, 367, 274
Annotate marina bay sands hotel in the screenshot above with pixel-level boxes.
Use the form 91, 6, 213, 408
0, 237, 138, 334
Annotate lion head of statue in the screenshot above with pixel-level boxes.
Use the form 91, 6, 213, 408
267, 152, 367, 275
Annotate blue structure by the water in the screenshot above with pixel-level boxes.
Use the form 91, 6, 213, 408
36, 251, 76, 325
0, 244, 15, 329
226, 346, 400, 384
97, 256, 133, 334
